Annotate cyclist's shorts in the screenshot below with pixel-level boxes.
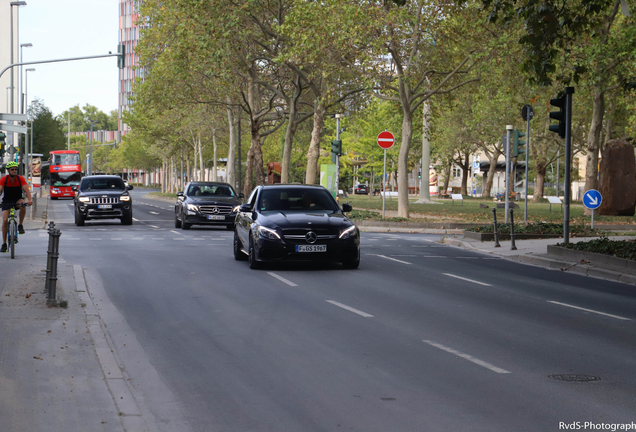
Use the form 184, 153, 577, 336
1, 201, 22, 211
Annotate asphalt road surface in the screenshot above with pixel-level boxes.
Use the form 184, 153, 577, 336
21, 189, 636, 432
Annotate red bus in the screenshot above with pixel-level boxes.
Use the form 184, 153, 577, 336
49, 150, 82, 199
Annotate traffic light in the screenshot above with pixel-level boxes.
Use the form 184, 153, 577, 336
0, 132, 5, 158
117, 43, 126, 69
331, 139, 342, 163
548, 94, 566, 138
512, 129, 526, 157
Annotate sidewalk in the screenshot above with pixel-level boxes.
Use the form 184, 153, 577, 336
1, 191, 159, 432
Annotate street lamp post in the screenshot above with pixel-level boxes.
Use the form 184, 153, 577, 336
10, 1, 27, 171
89, 120, 97, 175
20, 43, 32, 114
25, 68, 35, 181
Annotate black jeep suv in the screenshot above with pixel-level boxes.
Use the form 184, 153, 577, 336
73, 175, 133, 226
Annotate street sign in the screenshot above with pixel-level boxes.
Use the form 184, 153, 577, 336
521, 104, 534, 121
0, 113, 27, 122
583, 189, 602, 210
472, 161, 480, 174
0, 123, 28, 134
377, 131, 395, 149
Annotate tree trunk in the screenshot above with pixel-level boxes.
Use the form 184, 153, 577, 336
397, 108, 413, 218
531, 159, 548, 202
282, 78, 301, 183
305, 100, 326, 184
243, 143, 255, 197
416, 99, 432, 203
198, 135, 204, 181
442, 161, 451, 195
212, 130, 218, 181
225, 100, 236, 188
584, 85, 605, 214
483, 152, 500, 198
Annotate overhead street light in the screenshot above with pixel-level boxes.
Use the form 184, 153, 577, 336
9, 1, 26, 172
25, 68, 35, 180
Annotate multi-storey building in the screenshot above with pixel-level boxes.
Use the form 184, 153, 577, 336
118, 0, 142, 134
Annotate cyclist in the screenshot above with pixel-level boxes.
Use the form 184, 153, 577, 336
1, 162, 33, 253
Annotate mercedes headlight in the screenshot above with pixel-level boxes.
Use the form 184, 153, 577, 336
339, 225, 357, 239
257, 226, 281, 241
78, 197, 90, 203
187, 204, 199, 211
233, 205, 241, 213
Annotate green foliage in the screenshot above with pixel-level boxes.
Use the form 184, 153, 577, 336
467, 222, 602, 236
29, 98, 66, 157
557, 237, 636, 260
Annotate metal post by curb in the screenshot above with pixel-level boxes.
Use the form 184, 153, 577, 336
44, 221, 55, 294
510, 209, 517, 250
492, 207, 501, 248
46, 225, 61, 306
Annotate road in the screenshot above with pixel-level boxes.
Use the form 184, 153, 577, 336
23, 189, 636, 431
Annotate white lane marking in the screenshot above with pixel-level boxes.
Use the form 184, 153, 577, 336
63, 238, 80, 240
149, 225, 160, 229
132, 218, 139, 221
420, 256, 445, 258
391, 255, 417, 257
170, 230, 181, 235
456, 257, 478, 259
443, 273, 492, 286
110, 238, 122, 241
422, 340, 511, 374
173, 238, 184, 240
547, 301, 631, 321
149, 211, 160, 215
89, 238, 102, 241
267, 272, 298, 287
375, 254, 412, 265
326, 300, 374, 318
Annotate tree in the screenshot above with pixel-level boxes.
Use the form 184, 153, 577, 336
29, 98, 66, 158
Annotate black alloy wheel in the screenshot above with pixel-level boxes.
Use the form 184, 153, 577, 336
248, 235, 260, 269
181, 211, 191, 230
174, 213, 182, 228
74, 206, 85, 226
233, 230, 247, 261
122, 212, 133, 225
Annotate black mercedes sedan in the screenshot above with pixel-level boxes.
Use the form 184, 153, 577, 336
175, 182, 244, 230
73, 175, 133, 226
233, 184, 360, 269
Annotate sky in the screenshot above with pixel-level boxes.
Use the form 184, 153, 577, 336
19, 0, 120, 118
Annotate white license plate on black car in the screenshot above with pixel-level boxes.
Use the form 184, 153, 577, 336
98, 205, 112, 209
296, 245, 327, 252
207, 215, 225, 220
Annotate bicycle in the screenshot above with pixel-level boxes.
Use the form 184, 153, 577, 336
6, 203, 29, 259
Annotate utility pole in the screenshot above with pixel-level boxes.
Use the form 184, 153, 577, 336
505, 125, 513, 223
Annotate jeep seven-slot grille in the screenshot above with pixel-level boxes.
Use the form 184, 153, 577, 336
90, 197, 120, 204
199, 204, 233, 215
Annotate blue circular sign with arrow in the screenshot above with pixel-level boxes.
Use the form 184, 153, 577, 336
583, 189, 602, 210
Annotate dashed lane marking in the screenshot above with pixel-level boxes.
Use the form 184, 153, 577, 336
422, 340, 511, 374
267, 272, 298, 287
326, 300, 374, 318
547, 301, 631, 321
375, 254, 412, 265
443, 273, 492, 286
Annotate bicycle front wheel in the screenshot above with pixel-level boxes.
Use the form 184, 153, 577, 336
9, 219, 16, 259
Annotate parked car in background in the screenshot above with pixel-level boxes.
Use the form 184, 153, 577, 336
73, 175, 133, 226
233, 184, 360, 269
354, 184, 369, 195
175, 182, 244, 230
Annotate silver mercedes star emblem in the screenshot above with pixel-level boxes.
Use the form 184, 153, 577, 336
305, 231, 317, 244
211, 207, 219, 214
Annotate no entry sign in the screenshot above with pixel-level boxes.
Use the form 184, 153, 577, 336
377, 131, 395, 149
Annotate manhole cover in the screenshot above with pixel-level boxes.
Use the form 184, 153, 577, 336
549, 374, 601, 382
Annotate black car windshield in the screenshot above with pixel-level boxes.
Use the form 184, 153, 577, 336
258, 188, 339, 213
188, 184, 236, 197
80, 177, 126, 191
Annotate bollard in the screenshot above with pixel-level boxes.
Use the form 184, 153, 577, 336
492, 207, 501, 248
509, 208, 517, 251
44, 222, 56, 294
47, 228, 62, 306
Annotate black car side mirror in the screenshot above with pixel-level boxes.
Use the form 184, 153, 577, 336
176, 192, 184, 197
239, 193, 245, 199
127, 184, 134, 190
72, 185, 78, 192
239, 204, 252, 212
342, 203, 352, 212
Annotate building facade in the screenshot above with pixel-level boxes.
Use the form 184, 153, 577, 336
118, 0, 142, 134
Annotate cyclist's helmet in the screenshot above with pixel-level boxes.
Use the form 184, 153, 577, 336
6, 161, 18, 169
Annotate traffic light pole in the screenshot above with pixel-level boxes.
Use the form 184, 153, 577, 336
563, 87, 574, 244
505, 125, 513, 223
524, 116, 530, 222
336, 116, 340, 203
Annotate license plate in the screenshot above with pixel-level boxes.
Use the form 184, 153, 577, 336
296, 245, 327, 252
207, 215, 225, 220
98, 204, 112, 209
